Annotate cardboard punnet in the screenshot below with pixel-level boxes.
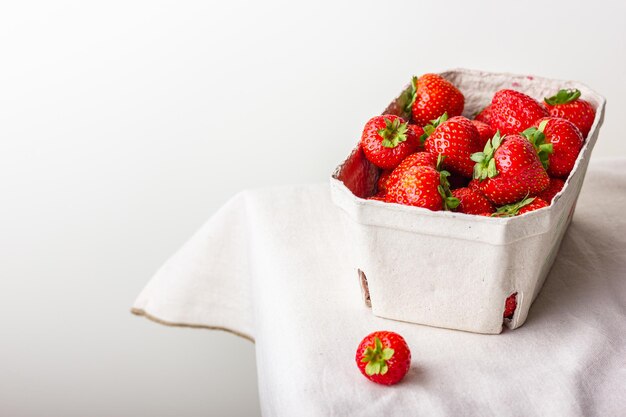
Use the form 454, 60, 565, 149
330, 69, 606, 334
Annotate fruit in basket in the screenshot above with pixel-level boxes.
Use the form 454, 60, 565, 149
377, 169, 393, 195
471, 120, 496, 147
356, 331, 411, 386
386, 153, 459, 211
489, 89, 549, 135
527, 117, 584, 179
537, 177, 565, 203
474, 105, 493, 125
503, 293, 517, 319
471, 132, 550, 205
452, 187, 495, 215
408, 74, 464, 126
544, 89, 595, 137
492, 196, 549, 217
423, 115, 482, 178
360, 115, 423, 170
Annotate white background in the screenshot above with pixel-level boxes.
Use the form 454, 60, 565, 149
1, 1, 625, 416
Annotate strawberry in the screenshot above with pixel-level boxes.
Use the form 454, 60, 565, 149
474, 104, 493, 125
407, 74, 464, 126
544, 89, 595, 138
471, 132, 549, 205
525, 118, 583, 179
360, 115, 422, 170
423, 114, 482, 178
492, 196, 549, 217
537, 177, 565, 204
503, 293, 517, 319
452, 187, 495, 215
356, 331, 411, 386
471, 120, 496, 147
386, 153, 459, 211
489, 89, 549, 135
377, 169, 393, 195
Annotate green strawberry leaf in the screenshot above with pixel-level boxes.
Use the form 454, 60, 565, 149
472, 130, 504, 180
419, 112, 448, 144
522, 121, 553, 169
398, 78, 418, 120
362, 337, 395, 376
492, 196, 535, 217
544, 88, 581, 105
379, 117, 409, 148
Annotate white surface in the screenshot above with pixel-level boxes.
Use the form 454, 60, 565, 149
134, 160, 626, 416
1, 0, 626, 416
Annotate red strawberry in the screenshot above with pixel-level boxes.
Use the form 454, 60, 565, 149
452, 187, 495, 215
377, 169, 393, 195
386, 153, 458, 211
408, 74, 464, 126
360, 115, 422, 170
471, 132, 549, 205
526, 117, 584, 179
471, 120, 496, 147
423, 115, 482, 178
492, 196, 549, 217
503, 293, 517, 319
537, 177, 565, 204
490, 89, 549, 135
474, 104, 493, 125
544, 89, 595, 137
356, 331, 411, 386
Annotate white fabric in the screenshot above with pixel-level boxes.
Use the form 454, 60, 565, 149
133, 158, 626, 417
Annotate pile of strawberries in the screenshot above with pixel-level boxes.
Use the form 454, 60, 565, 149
360, 74, 596, 216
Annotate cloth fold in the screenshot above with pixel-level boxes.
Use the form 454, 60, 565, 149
133, 159, 626, 417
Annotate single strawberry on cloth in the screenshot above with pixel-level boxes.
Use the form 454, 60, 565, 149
132, 158, 626, 417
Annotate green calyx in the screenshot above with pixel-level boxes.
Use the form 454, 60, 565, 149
522, 119, 553, 169
436, 154, 460, 211
398, 76, 419, 120
361, 337, 394, 376
378, 117, 409, 148
420, 112, 449, 144
470, 130, 504, 180
544, 88, 581, 105
492, 196, 535, 217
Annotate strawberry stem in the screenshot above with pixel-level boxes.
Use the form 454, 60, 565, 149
436, 155, 460, 210
378, 117, 409, 148
522, 119, 553, 170
419, 112, 448, 144
544, 88, 581, 105
361, 337, 394, 376
492, 196, 535, 217
471, 130, 504, 180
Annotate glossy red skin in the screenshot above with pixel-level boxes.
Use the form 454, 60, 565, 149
385, 152, 437, 197
471, 120, 496, 148
408, 124, 426, 151
544, 98, 595, 138
376, 169, 393, 195
452, 187, 495, 215
490, 89, 549, 135
535, 117, 584, 179
356, 331, 411, 386
411, 74, 464, 126
424, 116, 482, 178
504, 293, 517, 319
477, 135, 550, 205
518, 197, 549, 215
386, 158, 442, 210
537, 177, 565, 204
474, 104, 493, 125
360, 115, 422, 170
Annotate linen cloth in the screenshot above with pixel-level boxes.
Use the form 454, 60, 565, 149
132, 158, 626, 417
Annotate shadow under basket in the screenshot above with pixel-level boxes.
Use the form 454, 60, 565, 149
330, 68, 606, 334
